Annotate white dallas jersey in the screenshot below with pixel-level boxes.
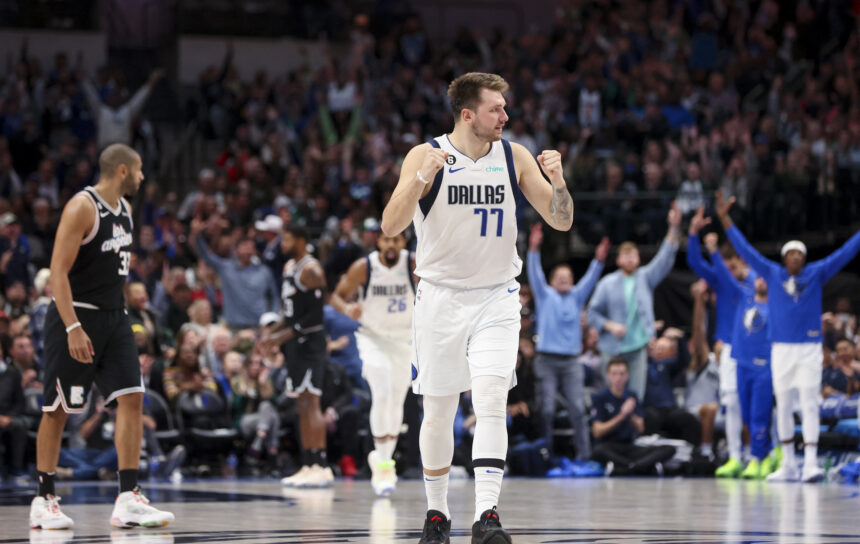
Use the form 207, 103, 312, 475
359, 249, 414, 339
412, 135, 522, 289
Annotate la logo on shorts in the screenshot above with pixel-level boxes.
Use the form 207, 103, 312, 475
70, 385, 85, 407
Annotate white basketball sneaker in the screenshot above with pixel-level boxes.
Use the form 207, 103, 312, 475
297, 464, 334, 488
110, 487, 175, 528
801, 465, 825, 483
28, 529, 75, 544
368, 451, 397, 497
281, 465, 312, 487
766, 464, 800, 482
30, 495, 74, 530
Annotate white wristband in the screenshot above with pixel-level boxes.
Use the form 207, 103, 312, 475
65, 322, 82, 334
416, 170, 431, 185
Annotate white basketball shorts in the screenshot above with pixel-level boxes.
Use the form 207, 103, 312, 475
356, 331, 412, 388
770, 342, 823, 395
411, 279, 521, 396
719, 343, 738, 400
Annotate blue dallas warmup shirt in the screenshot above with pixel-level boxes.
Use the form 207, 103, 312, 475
686, 235, 756, 344
590, 388, 643, 444
708, 249, 770, 365
527, 250, 603, 355
726, 226, 860, 344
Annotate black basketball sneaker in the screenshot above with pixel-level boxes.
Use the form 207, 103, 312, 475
418, 510, 451, 544
471, 507, 512, 544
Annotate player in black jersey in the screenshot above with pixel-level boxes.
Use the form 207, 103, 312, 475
30, 144, 174, 531
263, 225, 334, 488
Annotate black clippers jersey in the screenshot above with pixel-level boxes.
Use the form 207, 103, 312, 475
68, 187, 134, 310
281, 255, 324, 333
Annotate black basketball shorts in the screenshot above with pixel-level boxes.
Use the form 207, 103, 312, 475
42, 303, 143, 413
283, 331, 327, 397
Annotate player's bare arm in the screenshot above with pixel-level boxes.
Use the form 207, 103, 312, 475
512, 143, 574, 231
666, 201, 682, 245
381, 143, 443, 236
715, 189, 736, 229
49, 194, 96, 363
301, 260, 326, 291
331, 258, 368, 320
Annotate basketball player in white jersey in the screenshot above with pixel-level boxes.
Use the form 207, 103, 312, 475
330, 230, 416, 497
381, 73, 574, 544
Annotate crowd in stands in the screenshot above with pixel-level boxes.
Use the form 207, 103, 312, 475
1, 1, 860, 482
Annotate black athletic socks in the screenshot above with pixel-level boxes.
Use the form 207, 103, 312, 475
306, 448, 328, 467
37, 471, 55, 497
118, 469, 138, 493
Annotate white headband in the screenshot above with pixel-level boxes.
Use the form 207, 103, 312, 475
781, 240, 807, 257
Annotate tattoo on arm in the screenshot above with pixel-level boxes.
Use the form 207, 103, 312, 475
549, 185, 573, 227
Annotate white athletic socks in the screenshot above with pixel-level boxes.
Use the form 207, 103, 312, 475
804, 444, 818, 468
424, 472, 450, 518
782, 441, 796, 470
473, 463, 504, 521
374, 439, 396, 462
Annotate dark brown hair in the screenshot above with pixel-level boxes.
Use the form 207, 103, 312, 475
447, 72, 509, 122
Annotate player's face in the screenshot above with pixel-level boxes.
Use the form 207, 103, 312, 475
836, 340, 855, 362
377, 233, 406, 266
246, 355, 263, 378
128, 284, 148, 308
754, 276, 768, 297
281, 232, 296, 258
607, 364, 629, 390
783, 249, 805, 275
648, 337, 676, 361
236, 240, 256, 265
120, 157, 144, 195
177, 345, 197, 368
726, 257, 747, 281
549, 266, 574, 294
616, 248, 640, 274
470, 89, 508, 143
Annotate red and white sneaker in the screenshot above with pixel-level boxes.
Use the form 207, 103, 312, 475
110, 487, 175, 528
30, 495, 74, 530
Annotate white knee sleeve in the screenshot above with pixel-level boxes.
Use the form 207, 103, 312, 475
420, 394, 459, 470
386, 378, 411, 438
798, 387, 820, 445
471, 375, 509, 461
366, 367, 393, 438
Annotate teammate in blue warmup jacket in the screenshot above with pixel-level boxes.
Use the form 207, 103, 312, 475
687, 207, 756, 473
717, 190, 860, 482
710, 249, 776, 479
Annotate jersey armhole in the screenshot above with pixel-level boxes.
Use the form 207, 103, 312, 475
405, 251, 416, 294
501, 139, 525, 216
80, 192, 100, 245
361, 255, 371, 299
121, 197, 134, 231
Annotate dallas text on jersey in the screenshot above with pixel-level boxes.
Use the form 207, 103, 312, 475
447, 184, 505, 206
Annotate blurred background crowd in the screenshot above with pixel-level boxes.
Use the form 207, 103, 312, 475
0, 0, 858, 482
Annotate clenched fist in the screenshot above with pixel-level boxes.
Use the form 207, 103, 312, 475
537, 150, 564, 186
419, 148, 449, 184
